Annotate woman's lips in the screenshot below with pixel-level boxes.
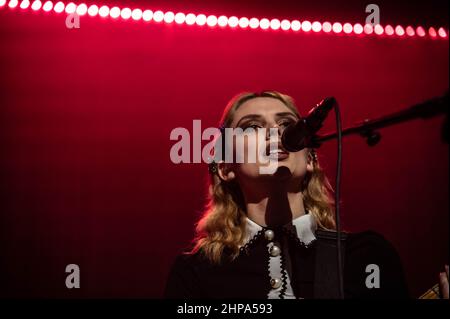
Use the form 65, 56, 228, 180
267, 149, 289, 161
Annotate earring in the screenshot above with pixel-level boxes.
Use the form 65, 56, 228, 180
208, 160, 218, 174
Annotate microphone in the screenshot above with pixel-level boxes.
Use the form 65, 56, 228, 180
281, 97, 336, 152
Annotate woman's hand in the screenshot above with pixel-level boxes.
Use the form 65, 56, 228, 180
439, 265, 449, 299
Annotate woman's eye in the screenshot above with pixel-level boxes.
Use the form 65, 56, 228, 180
243, 123, 262, 131
279, 120, 294, 127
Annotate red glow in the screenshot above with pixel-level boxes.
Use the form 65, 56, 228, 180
343, 23, 352, 34
8, 0, 18, 8
416, 26, 426, 37
395, 25, 405, 36
270, 18, 281, 30
109, 6, 120, 18
153, 10, 163, 22
353, 23, 363, 34
290, 20, 300, 31
185, 13, 196, 25
428, 27, 437, 38
31, 0, 42, 10
406, 26, 415, 36
280, 19, 290, 31
259, 18, 270, 30
249, 18, 259, 29
98, 5, 109, 18
332, 22, 342, 33
238, 17, 249, 28
20, 0, 30, 9
163, 11, 175, 23
206, 15, 217, 27
227, 16, 238, 28
301, 20, 311, 32
364, 24, 373, 34
174, 12, 185, 24
195, 14, 206, 26
131, 8, 142, 21
384, 25, 394, 36
218, 15, 228, 27
322, 22, 332, 33
87, 4, 98, 16
438, 27, 447, 38
311, 21, 321, 32
374, 24, 383, 35
53, 1, 63, 13
142, 10, 153, 22
65, 2, 75, 13
42, 1, 52, 12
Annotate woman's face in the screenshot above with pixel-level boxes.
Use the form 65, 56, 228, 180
226, 97, 313, 183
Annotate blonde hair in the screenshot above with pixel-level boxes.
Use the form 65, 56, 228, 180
191, 91, 336, 264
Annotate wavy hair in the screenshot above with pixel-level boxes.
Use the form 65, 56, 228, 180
191, 91, 336, 264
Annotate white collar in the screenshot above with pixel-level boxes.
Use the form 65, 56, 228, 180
243, 212, 317, 246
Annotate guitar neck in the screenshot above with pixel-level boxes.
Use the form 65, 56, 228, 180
419, 284, 440, 299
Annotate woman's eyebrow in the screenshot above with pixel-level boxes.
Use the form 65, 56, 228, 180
275, 112, 298, 119
235, 114, 263, 127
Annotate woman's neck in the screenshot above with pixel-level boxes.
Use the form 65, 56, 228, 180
242, 182, 306, 227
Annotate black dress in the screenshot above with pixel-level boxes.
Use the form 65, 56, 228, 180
164, 214, 410, 299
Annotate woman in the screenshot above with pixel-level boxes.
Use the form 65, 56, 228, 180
164, 91, 448, 299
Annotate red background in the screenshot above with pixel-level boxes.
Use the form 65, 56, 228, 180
0, 0, 448, 298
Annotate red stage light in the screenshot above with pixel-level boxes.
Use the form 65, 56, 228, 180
131, 8, 142, 21
332, 22, 342, 33
259, 18, 270, 30
280, 19, 290, 31
343, 23, 352, 34
53, 1, 63, 13
163, 11, 174, 23
109, 6, 120, 18
42, 1, 52, 11
227, 16, 238, 28
428, 27, 437, 38
301, 20, 311, 32
363, 24, 373, 34
31, 0, 41, 10
438, 27, 447, 38
142, 9, 152, 22
311, 21, 321, 32
322, 22, 332, 33
195, 14, 206, 26
395, 25, 405, 36
218, 15, 228, 27
98, 5, 109, 18
87, 4, 98, 16
20, 0, 30, 9
0, 0, 6, 7
206, 15, 217, 27
185, 13, 196, 25
152, 10, 163, 22
290, 20, 300, 31
64, 2, 75, 13
238, 17, 249, 28
384, 25, 394, 36
416, 26, 426, 37
249, 18, 259, 29
270, 18, 280, 30
353, 23, 363, 34
406, 26, 415, 36
8, 0, 18, 8
174, 12, 185, 24
374, 24, 383, 35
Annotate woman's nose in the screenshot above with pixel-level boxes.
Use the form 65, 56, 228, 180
265, 124, 283, 140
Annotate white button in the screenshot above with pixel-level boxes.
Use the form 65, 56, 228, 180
269, 245, 281, 257
264, 229, 274, 241
270, 278, 282, 289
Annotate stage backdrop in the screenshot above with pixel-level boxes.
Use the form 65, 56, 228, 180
0, 0, 448, 298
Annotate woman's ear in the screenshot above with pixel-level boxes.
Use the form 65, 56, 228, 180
306, 151, 315, 173
217, 161, 236, 181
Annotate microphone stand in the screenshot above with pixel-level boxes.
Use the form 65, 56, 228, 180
312, 92, 449, 147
